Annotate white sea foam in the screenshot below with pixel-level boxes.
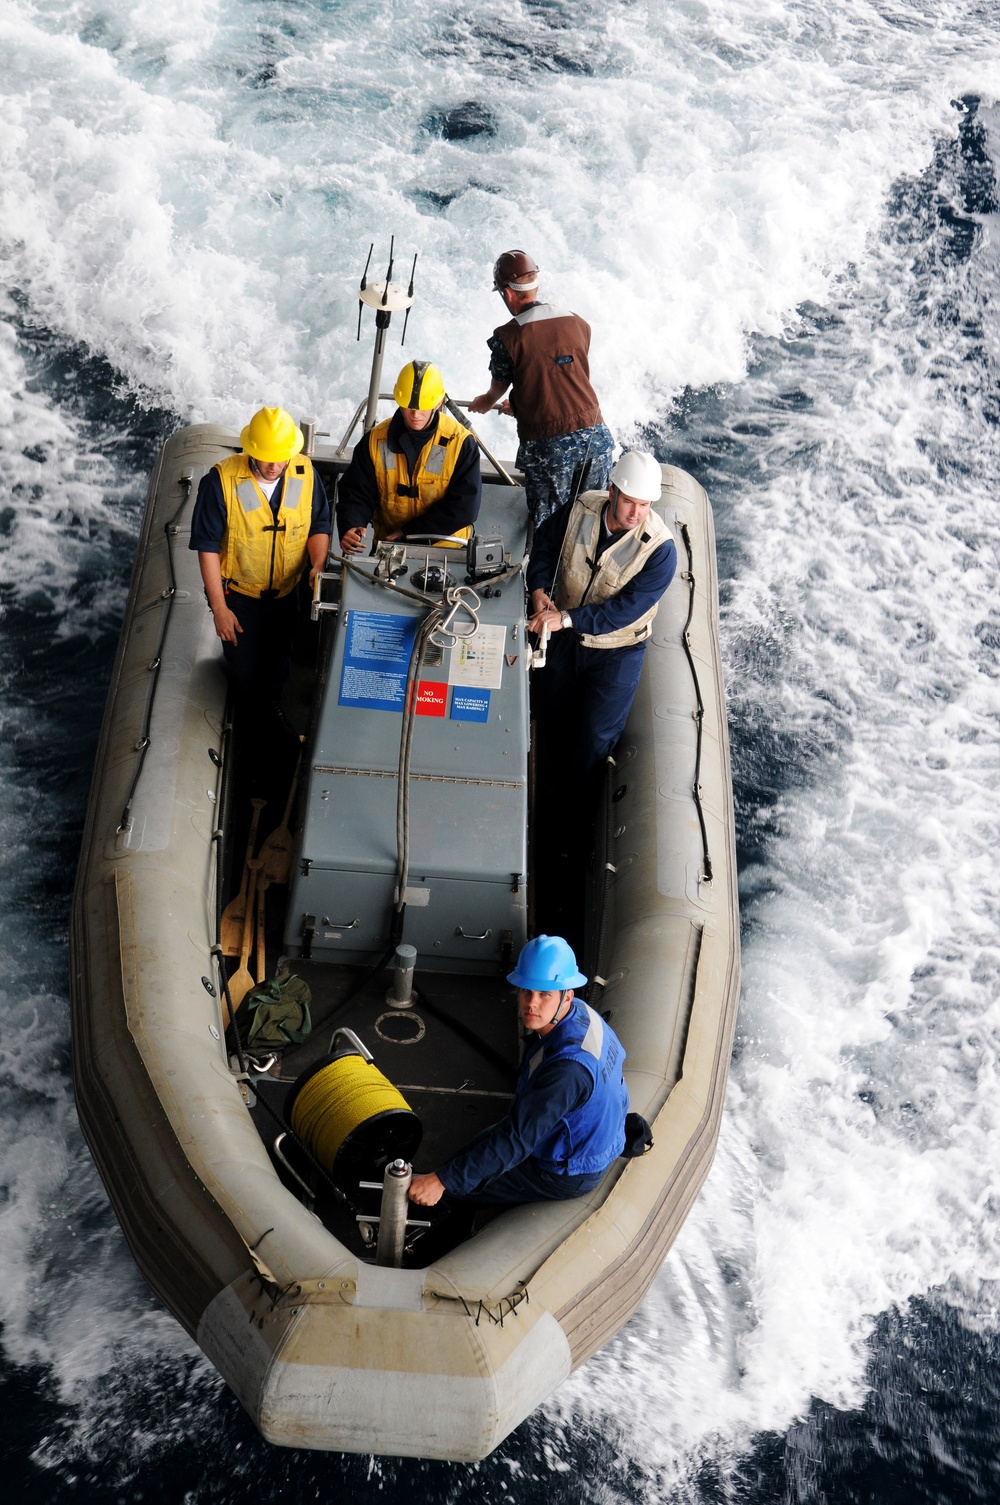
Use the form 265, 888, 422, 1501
1, 1, 993, 434
0, 297, 138, 634
3, 0, 1000, 1490
544, 122, 1000, 1489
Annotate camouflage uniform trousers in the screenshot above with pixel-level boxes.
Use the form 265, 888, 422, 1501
517, 423, 614, 527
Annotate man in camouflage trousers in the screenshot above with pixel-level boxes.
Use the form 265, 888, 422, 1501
469, 250, 614, 526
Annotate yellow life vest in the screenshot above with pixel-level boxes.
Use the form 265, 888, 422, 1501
216, 453, 314, 598
369, 410, 472, 546
555, 490, 672, 649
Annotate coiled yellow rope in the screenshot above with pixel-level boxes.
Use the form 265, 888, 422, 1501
289, 1055, 414, 1174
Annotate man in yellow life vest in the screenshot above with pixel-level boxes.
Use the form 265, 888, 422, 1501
190, 406, 331, 703
337, 360, 481, 554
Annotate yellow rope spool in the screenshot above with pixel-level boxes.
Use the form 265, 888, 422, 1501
288, 1054, 421, 1177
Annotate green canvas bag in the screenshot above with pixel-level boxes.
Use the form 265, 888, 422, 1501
236, 973, 312, 1054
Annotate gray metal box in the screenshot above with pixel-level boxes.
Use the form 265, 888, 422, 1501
285, 488, 531, 974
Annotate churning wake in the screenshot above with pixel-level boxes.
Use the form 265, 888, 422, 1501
2, 1, 1000, 1498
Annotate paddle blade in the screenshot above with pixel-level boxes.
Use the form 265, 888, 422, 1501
228, 963, 255, 1013
219, 895, 248, 956
260, 824, 293, 886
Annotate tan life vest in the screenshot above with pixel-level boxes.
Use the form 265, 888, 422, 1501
217, 453, 314, 598
554, 490, 671, 649
369, 410, 473, 545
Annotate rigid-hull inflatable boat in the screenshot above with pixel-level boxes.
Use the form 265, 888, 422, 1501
70, 409, 739, 1459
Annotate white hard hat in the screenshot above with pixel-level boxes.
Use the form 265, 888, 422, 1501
610, 451, 662, 504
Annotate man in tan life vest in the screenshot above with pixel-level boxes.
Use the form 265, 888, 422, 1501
337, 359, 481, 554
528, 447, 676, 780
525, 450, 676, 942
190, 405, 331, 704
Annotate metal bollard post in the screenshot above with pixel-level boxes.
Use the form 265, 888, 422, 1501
375, 1159, 412, 1267
387, 943, 417, 1007
299, 416, 318, 456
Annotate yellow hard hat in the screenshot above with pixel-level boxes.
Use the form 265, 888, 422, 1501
393, 360, 446, 411
240, 407, 304, 463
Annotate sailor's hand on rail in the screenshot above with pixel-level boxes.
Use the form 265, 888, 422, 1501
408, 1171, 446, 1207
468, 391, 496, 415
339, 527, 367, 555
211, 604, 243, 644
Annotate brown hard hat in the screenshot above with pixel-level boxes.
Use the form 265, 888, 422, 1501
492, 249, 540, 290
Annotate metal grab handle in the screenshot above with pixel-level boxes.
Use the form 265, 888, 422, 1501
336, 390, 399, 455
332, 1027, 374, 1063
322, 917, 359, 929
443, 396, 519, 486
311, 567, 341, 620
454, 926, 492, 941
272, 1133, 315, 1206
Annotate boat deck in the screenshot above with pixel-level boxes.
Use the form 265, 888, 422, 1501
243, 958, 518, 1264
218, 589, 529, 1266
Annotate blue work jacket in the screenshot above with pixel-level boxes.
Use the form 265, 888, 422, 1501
438, 996, 628, 1195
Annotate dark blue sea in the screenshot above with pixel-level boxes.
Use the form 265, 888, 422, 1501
3, 2, 1000, 1499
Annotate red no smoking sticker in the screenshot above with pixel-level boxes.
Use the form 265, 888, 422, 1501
414, 680, 447, 717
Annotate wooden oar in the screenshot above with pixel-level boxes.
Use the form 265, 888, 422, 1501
220, 797, 266, 956
255, 876, 267, 985
228, 858, 262, 1013
259, 744, 304, 887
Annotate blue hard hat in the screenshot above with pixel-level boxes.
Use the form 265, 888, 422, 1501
507, 935, 587, 991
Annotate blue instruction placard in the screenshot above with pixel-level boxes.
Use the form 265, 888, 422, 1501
451, 686, 491, 723
339, 610, 417, 712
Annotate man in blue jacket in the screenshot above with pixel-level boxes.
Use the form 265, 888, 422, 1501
408, 936, 629, 1208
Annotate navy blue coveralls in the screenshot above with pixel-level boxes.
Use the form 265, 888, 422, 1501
526, 498, 677, 793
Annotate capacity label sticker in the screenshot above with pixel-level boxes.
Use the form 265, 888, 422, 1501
451, 687, 491, 723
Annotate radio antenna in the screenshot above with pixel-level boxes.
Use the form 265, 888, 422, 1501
357, 242, 374, 341
401, 254, 418, 346
356, 239, 417, 433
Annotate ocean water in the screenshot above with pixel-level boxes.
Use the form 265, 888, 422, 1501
2, 1, 1000, 1499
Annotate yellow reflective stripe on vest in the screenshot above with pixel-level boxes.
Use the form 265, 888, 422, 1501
217, 454, 314, 598
422, 440, 448, 478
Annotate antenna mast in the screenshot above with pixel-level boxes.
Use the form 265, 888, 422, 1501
357, 239, 417, 434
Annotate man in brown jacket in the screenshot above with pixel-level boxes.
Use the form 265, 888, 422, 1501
469, 250, 614, 525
